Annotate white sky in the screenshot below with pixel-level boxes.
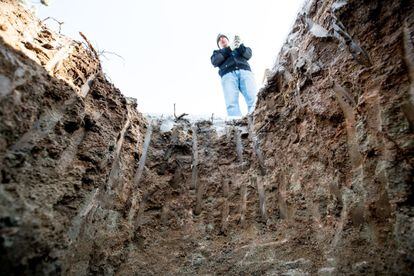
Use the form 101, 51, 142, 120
36, 0, 305, 117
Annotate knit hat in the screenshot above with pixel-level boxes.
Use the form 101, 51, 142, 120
216, 33, 229, 48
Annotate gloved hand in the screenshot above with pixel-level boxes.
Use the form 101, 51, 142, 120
234, 35, 242, 48
230, 35, 242, 51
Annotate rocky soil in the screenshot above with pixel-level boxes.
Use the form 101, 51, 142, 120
0, 0, 413, 275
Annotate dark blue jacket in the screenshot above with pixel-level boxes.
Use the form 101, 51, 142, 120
210, 44, 252, 77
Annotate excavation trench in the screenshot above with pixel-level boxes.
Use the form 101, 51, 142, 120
0, 0, 413, 275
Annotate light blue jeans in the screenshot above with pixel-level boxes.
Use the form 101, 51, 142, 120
221, 69, 257, 117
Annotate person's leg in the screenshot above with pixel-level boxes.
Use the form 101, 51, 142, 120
221, 72, 242, 117
238, 70, 257, 114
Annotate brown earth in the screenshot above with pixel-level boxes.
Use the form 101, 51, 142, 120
0, 0, 413, 275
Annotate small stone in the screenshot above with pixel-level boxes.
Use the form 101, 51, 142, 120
191, 254, 205, 267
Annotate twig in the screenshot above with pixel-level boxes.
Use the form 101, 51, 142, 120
98, 50, 125, 62
173, 103, 188, 121
79, 31, 99, 60
176, 113, 189, 120
42, 16, 64, 34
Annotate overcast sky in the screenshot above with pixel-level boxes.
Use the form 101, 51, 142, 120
36, 0, 305, 117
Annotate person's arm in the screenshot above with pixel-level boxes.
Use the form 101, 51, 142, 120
236, 44, 252, 60
211, 47, 231, 67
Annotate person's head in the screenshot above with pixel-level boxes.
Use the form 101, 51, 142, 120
216, 33, 229, 49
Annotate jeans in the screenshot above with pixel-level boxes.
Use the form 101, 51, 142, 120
220, 69, 257, 117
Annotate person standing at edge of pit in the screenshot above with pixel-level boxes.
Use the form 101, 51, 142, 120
210, 34, 257, 119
